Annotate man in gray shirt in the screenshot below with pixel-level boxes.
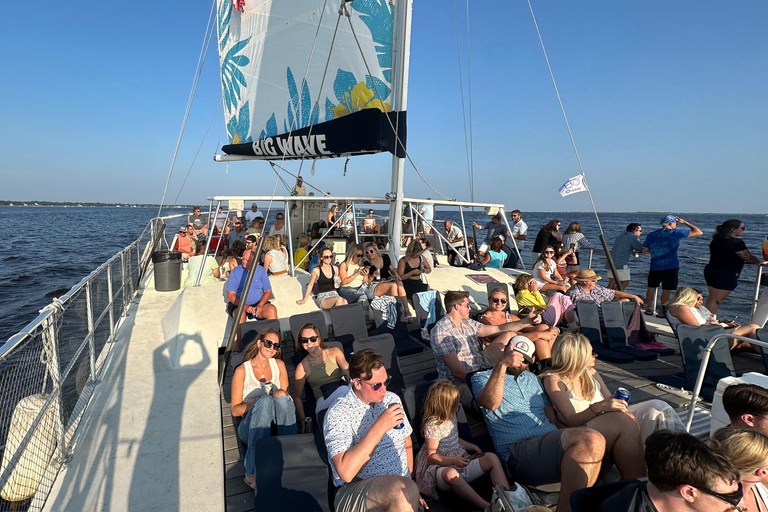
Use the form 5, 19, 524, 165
606, 223, 647, 290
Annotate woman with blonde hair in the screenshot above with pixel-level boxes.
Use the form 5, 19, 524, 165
414, 380, 508, 508
231, 328, 296, 488
291, 323, 350, 424
296, 247, 347, 310
711, 427, 768, 510
479, 286, 557, 361
513, 274, 576, 329
397, 239, 431, 302
338, 243, 372, 303
666, 286, 760, 351
261, 235, 289, 276
293, 233, 312, 271
542, 332, 683, 442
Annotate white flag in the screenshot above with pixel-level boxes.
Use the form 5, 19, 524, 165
558, 175, 588, 197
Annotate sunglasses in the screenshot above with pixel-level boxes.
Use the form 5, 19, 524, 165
491, 298, 507, 304
354, 253, 363, 258
357, 375, 392, 391
696, 482, 743, 507
322, 255, 333, 260
544, 251, 555, 255
366, 249, 376, 254
260, 339, 280, 350
298, 335, 319, 345
276, 217, 284, 220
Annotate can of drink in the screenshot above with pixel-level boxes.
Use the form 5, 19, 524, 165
388, 402, 405, 429
614, 387, 631, 403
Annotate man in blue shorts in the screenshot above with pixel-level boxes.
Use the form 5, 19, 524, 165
643, 215, 702, 314
471, 336, 645, 512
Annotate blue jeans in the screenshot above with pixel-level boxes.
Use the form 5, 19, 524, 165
238, 395, 297, 477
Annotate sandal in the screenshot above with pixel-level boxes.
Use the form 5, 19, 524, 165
244, 476, 255, 490
644, 309, 654, 316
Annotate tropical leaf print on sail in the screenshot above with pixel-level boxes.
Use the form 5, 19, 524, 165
216, 0, 402, 158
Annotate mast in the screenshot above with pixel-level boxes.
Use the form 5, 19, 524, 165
387, 0, 413, 261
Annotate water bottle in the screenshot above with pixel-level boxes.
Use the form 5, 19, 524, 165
333, 276, 341, 289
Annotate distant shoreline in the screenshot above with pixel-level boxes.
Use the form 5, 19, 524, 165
0, 201, 192, 208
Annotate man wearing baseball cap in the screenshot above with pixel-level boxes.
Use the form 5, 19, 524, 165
173, 226, 194, 261
471, 335, 646, 512
642, 215, 702, 315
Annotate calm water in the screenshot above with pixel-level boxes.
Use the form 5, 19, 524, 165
1, 206, 766, 342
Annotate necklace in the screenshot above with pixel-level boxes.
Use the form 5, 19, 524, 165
252, 358, 270, 380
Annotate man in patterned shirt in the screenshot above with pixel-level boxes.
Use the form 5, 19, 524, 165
430, 290, 542, 410
323, 349, 426, 512
472, 338, 646, 512
566, 269, 644, 320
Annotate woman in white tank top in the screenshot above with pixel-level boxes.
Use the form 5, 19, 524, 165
230, 327, 296, 489
541, 332, 683, 443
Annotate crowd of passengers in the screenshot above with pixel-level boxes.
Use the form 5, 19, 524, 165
232, 314, 768, 512
178, 201, 768, 510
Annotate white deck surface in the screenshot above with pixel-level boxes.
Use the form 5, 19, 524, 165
44, 273, 225, 512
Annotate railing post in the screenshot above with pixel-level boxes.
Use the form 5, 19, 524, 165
107, 261, 116, 343
43, 312, 68, 463
85, 281, 97, 383
120, 251, 128, 315
351, 201, 360, 245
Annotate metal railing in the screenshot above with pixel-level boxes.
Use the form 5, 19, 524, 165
684, 333, 768, 433
0, 218, 162, 511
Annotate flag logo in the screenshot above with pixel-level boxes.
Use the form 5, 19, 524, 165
558, 175, 588, 197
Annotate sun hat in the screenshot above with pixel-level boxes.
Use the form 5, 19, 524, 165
179, 226, 187, 233
660, 215, 678, 225
574, 269, 602, 281
509, 335, 535, 363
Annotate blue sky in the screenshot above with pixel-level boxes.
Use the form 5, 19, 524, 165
1, 1, 766, 213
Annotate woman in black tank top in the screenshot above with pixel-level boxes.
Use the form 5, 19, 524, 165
297, 247, 348, 310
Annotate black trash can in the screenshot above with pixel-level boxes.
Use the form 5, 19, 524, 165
152, 251, 183, 292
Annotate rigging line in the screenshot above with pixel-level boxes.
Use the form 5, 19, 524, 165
157, 0, 217, 218
465, 0, 476, 203
171, 99, 223, 207
451, 0, 473, 197
268, 163, 294, 193
525, 0, 606, 232
268, 161, 331, 196
342, 5, 455, 201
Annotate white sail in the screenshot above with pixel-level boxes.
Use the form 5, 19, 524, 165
217, 0, 402, 158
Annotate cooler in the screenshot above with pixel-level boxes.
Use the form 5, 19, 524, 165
710, 372, 768, 438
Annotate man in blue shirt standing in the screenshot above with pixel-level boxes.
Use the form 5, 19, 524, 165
643, 215, 702, 314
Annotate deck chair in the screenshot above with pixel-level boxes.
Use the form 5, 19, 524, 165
353, 334, 405, 396
570, 479, 643, 512
330, 303, 369, 357
575, 301, 634, 364
412, 290, 445, 334
677, 324, 735, 402
242, 318, 282, 340
372, 303, 424, 357
290, 311, 330, 341
601, 302, 658, 361
253, 434, 333, 512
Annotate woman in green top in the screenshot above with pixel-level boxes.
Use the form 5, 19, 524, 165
513, 273, 576, 329
292, 323, 350, 426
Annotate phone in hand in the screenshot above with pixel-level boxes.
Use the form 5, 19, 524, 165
466, 452, 484, 461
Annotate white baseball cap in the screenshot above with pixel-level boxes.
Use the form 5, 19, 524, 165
509, 335, 535, 363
